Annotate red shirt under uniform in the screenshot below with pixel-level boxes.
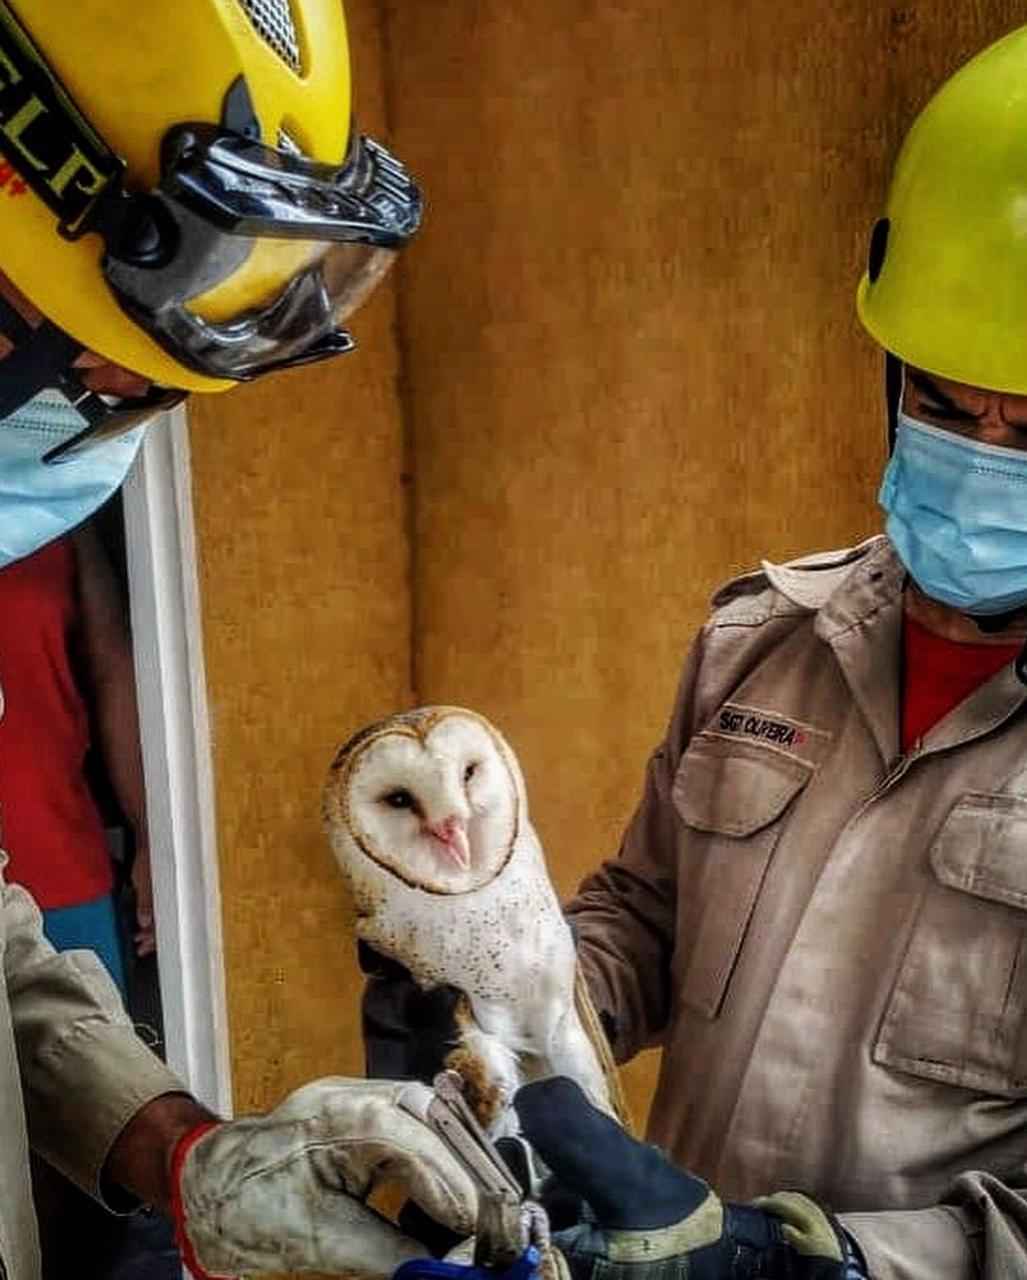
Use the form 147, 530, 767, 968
902, 612, 1022, 753
0, 537, 114, 907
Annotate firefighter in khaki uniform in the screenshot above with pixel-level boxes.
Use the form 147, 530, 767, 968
0, 3, 482, 1279
550, 24, 1027, 1280
354, 23, 1027, 1280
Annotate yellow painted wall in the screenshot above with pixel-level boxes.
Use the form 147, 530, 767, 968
188, 0, 410, 1109
187, 0, 1027, 1185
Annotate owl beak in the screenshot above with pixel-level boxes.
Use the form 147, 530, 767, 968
428, 817, 471, 870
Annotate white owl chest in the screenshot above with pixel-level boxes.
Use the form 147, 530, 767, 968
353, 830, 575, 1009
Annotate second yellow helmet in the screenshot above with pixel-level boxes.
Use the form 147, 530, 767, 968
857, 25, 1027, 393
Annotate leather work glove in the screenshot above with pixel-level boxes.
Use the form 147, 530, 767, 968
360, 941, 463, 1083
170, 1077, 479, 1279
358, 928, 619, 1092
516, 1078, 869, 1280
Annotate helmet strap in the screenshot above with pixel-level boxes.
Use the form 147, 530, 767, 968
0, 293, 32, 345
0, 0, 124, 238
885, 352, 903, 452
1016, 641, 1027, 686
973, 610, 1023, 633
0, 299, 84, 417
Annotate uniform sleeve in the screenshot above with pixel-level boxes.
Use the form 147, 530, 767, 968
566, 635, 704, 1064
841, 1171, 1027, 1280
3, 872, 186, 1203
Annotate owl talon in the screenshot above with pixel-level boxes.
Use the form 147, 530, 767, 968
444, 1047, 510, 1132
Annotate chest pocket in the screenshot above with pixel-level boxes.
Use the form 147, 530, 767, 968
672, 736, 812, 1019
875, 792, 1027, 1097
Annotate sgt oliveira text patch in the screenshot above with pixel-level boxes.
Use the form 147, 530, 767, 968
706, 702, 831, 763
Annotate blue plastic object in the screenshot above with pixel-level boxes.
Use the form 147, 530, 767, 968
393, 1246, 541, 1280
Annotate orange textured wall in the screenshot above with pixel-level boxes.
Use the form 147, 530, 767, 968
187, 0, 1027, 1183
382, 0, 1027, 1120
188, 0, 409, 1110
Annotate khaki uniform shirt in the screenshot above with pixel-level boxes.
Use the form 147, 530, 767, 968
571, 536, 1027, 1279
0, 848, 183, 1279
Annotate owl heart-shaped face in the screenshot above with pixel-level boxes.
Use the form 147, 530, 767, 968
335, 711, 519, 894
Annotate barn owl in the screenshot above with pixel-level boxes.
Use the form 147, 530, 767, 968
323, 705, 618, 1133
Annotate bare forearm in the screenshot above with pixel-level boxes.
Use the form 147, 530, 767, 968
71, 524, 148, 837
104, 1092, 219, 1212
93, 669, 147, 837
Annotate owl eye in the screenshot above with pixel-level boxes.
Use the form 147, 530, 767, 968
464, 761, 478, 784
382, 788, 416, 811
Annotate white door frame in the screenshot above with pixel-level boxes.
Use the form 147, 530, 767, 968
121, 408, 233, 1117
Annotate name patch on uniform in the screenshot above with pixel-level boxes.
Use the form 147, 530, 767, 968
717, 708, 805, 747
707, 702, 831, 764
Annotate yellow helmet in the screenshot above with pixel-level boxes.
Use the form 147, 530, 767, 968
0, 0, 420, 450
857, 25, 1027, 393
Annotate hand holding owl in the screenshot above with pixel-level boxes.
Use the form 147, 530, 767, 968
323, 706, 625, 1134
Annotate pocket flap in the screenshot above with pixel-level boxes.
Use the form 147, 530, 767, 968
931, 792, 1027, 909
672, 737, 813, 837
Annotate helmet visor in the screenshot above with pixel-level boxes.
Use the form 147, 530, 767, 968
100, 129, 421, 382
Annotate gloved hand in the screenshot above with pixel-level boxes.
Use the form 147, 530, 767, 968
170, 1077, 479, 1279
360, 941, 463, 1083
516, 1078, 868, 1280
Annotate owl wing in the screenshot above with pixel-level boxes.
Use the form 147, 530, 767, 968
571, 962, 634, 1130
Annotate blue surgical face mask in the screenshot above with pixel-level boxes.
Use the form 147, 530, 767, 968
879, 409, 1027, 616
0, 391, 145, 568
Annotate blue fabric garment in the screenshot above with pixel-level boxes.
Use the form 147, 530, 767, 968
42, 891, 127, 999
879, 410, 1027, 615
0, 390, 145, 568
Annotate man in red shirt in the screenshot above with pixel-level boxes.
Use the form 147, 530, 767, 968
0, 527, 152, 996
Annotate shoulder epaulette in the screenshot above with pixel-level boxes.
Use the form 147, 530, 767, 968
709, 536, 884, 622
